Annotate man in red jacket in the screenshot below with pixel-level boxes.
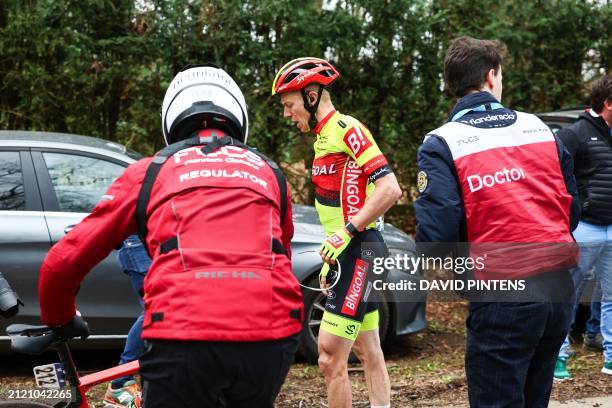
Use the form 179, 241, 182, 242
38, 64, 303, 408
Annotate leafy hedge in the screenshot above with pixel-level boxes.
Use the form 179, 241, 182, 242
1, 0, 609, 230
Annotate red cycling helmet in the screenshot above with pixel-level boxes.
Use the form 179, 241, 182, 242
271, 57, 340, 96
272, 58, 340, 129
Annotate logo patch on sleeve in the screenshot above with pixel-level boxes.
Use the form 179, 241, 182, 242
343, 126, 373, 158
417, 170, 428, 193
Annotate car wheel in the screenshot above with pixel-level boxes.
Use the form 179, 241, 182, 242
300, 273, 390, 364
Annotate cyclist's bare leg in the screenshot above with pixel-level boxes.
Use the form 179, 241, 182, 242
318, 330, 354, 408
352, 329, 390, 406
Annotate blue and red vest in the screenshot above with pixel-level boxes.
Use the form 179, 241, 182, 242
428, 111, 576, 279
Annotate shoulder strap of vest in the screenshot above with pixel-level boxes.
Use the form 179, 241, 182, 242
135, 135, 287, 256
136, 135, 202, 255
231, 139, 288, 227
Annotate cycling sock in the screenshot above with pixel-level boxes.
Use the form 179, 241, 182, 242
371, 405, 390, 408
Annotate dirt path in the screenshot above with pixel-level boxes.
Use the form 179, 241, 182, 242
1, 302, 610, 407
275, 302, 611, 407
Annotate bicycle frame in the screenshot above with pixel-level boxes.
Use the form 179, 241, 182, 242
54, 342, 140, 408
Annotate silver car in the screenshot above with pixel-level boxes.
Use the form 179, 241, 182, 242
0, 131, 426, 362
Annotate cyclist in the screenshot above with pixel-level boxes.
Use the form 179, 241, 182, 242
272, 57, 402, 408
39, 65, 303, 408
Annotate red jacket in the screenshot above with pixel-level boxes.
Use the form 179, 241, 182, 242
39, 134, 302, 342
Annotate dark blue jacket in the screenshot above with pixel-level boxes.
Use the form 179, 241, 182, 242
557, 111, 612, 225
414, 92, 580, 246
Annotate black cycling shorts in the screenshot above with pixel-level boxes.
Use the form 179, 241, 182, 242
140, 334, 299, 408
321, 229, 388, 340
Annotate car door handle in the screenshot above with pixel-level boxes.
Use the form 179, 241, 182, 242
64, 224, 77, 234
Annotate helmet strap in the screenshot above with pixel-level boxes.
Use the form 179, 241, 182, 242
301, 85, 323, 130
167, 105, 245, 144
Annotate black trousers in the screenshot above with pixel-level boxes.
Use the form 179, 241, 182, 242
466, 301, 572, 408
465, 270, 574, 408
140, 334, 300, 408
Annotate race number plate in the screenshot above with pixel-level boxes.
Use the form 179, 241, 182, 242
33, 363, 66, 389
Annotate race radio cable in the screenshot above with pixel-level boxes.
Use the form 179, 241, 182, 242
296, 250, 342, 292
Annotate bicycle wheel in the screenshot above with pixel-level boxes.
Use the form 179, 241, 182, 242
0, 402, 54, 407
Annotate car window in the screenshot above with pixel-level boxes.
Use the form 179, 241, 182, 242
43, 152, 125, 213
544, 123, 563, 135
0, 151, 26, 211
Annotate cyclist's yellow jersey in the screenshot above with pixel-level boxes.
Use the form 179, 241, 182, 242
311, 110, 392, 236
